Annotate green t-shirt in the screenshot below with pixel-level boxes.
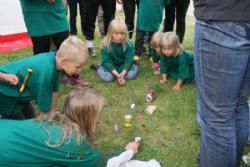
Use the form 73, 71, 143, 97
137, 0, 166, 32
0, 52, 60, 116
19, 0, 69, 37
0, 119, 103, 167
101, 41, 134, 73
160, 50, 194, 81
149, 47, 161, 63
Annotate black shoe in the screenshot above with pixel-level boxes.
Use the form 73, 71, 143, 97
90, 63, 100, 71
88, 47, 96, 57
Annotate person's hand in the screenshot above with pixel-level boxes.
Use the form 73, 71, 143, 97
112, 69, 120, 79
160, 79, 168, 84
4, 74, 19, 85
172, 84, 181, 92
118, 78, 126, 86
120, 70, 127, 79
125, 141, 140, 154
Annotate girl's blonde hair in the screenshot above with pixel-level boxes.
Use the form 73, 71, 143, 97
36, 89, 103, 154
102, 18, 129, 51
160, 32, 183, 56
57, 36, 89, 64
151, 31, 164, 48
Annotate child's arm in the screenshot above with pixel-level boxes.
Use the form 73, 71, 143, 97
172, 79, 183, 92
160, 74, 168, 84
107, 141, 140, 167
112, 69, 120, 79
50, 92, 58, 112
0, 72, 19, 85
119, 69, 127, 79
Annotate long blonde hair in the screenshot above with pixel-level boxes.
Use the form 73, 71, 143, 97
160, 32, 183, 56
36, 89, 103, 148
102, 18, 129, 51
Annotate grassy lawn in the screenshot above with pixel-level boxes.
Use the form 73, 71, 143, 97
1, 14, 249, 166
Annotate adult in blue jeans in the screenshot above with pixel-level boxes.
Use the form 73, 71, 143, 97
193, 0, 250, 167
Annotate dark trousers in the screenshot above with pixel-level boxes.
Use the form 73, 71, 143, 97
68, 0, 87, 36
134, 29, 154, 55
31, 31, 69, 55
84, 0, 116, 40
123, 0, 138, 39
1, 103, 36, 120
163, 0, 190, 43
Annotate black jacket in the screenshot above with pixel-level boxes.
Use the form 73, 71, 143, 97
194, 0, 250, 21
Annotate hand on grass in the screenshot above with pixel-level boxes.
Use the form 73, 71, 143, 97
125, 141, 140, 154
172, 84, 181, 92
160, 79, 168, 84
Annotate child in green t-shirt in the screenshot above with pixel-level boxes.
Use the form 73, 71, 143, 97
0, 36, 89, 119
0, 89, 150, 166
149, 31, 164, 74
97, 19, 139, 86
159, 32, 194, 91
0, 89, 104, 166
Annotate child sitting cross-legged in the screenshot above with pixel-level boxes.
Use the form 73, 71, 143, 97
159, 32, 194, 91
97, 19, 139, 86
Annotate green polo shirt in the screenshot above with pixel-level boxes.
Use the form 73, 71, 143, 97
0, 52, 60, 116
0, 119, 104, 167
19, 0, 69, 37
101, 41, 134, 73
160, 50, 194, 81
137, 0, 168, 32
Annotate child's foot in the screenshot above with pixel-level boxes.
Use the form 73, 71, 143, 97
134, 55, 141, 64
154, 70, 160, 75
66, 75, 91, 89
149, 57, 153, 63
88, 47, 96, 57
243, 153, 250, 166
90, 63, 101, 71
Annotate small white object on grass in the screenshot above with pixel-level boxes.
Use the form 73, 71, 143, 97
135, 137, 141, 143
130, 103, 136, 110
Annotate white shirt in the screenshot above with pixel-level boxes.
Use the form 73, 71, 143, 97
107, 150, 161, 167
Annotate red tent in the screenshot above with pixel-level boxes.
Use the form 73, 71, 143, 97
0, 0, 32, 53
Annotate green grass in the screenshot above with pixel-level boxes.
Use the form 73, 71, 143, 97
1, 15, 249, 166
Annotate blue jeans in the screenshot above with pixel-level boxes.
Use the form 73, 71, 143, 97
194, 20, 250, 167
97, 64, 139, 82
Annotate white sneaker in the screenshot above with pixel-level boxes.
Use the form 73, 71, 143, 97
243, 153, 250, 166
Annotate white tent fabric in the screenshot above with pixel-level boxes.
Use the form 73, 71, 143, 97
0, 0, 27, 35
0, 0, 32, 53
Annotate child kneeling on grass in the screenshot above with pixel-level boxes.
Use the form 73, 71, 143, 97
0, 89, 105, 166
0, 36, 89, 119
97, 19, 139, 86
159, 32, 194, 91
149, 31, 164, 74
0, 89, 161, 167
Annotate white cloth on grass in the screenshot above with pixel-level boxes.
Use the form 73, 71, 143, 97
107, 150, 161, 167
